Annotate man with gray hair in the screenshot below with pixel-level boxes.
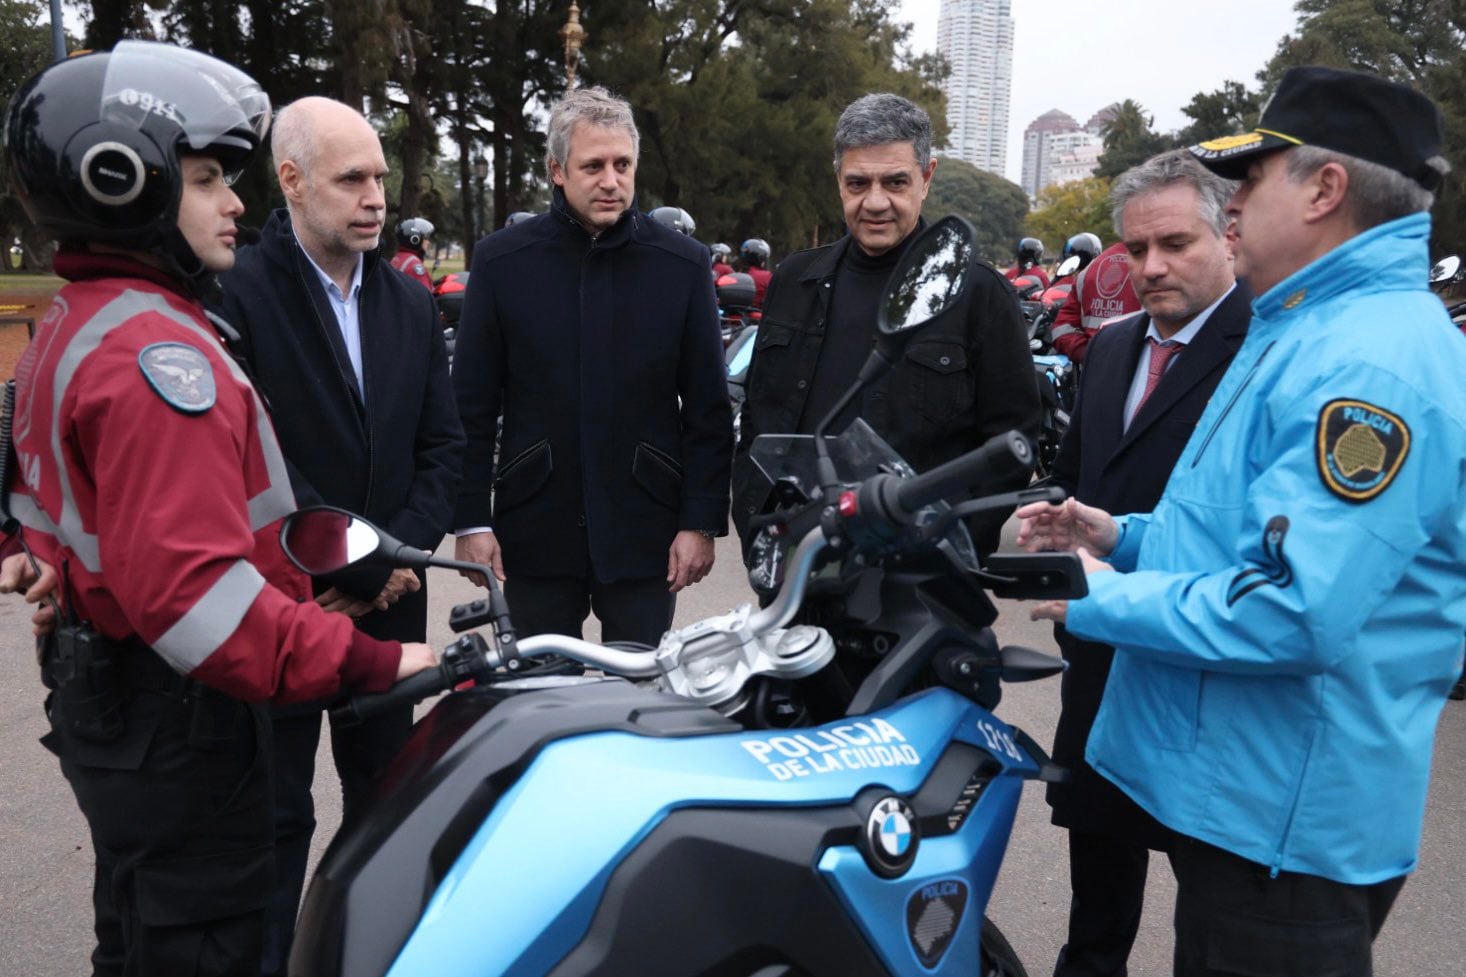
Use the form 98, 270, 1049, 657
1018, 67, 1464, 975
732, 92, 1038, 558
1042, 148, 1249, 977
452, 86, 731, 648
214, 95, 464, 976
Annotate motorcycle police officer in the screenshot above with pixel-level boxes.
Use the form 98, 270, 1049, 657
3, 42, 436, 976
391, 217, 436, 291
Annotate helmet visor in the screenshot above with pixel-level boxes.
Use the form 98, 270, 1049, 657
101, 40, 271, 179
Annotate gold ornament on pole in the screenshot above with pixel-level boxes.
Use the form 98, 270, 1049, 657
558, 2, 587, 88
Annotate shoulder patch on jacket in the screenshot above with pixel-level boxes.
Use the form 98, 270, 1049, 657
1316, 399, 1409, 502
138, 342, 215, 414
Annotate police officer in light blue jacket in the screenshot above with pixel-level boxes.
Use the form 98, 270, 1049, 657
1016, 66, 1464, 977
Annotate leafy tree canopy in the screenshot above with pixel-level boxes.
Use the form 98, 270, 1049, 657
1025, 176, 1115, 251
923, 156, 1028, 265
1, 0, 75, 270
1094, 99, 1171, 181
1257, 0, 1466, 254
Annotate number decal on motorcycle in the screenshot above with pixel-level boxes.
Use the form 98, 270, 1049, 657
976, 720, 1025, 763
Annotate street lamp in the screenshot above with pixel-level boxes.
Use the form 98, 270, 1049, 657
559, 2, 587, 89
473, 154, 488, 240
49, 0, 65, 61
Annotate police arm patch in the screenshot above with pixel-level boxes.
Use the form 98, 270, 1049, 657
1316, 399, 1409, 502
138, 342, 216, 414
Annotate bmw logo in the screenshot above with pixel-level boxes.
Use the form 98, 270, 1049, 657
860, 795, 920, 877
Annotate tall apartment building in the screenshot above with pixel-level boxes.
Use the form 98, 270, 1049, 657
1019, 105, 1113, 203
936, 0, 1014, 177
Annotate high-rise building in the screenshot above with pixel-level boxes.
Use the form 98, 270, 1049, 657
936, 0, 1014, 177
1019, 105, 1113, 203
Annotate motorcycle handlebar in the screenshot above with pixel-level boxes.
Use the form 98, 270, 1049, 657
331, 662, 453, 725
514, 635, 661, 678
892, 431, 1034, 516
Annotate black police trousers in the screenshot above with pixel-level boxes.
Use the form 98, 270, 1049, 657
1168, 835, 1405, 977
44, 665, 273, 977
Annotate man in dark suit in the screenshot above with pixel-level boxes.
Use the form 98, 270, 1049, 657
452, 86, 731, 647
1045, 149, 1249, 977
214, 96, 464, 976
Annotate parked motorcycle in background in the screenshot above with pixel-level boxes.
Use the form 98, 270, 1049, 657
1015, 254, 1083, 477
719, 270, 763, 441
281, 217, 1083, 977
1430, 254, 1465, 332
717, 270, 761, 346
433, 271, 470, 363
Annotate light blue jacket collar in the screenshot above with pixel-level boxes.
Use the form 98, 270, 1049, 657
1251, 212, 1432, 323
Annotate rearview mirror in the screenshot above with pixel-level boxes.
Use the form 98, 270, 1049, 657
1055, 254, 1081, 278
878, 215, 976, 336
1429, 254, 1461, 284
280, 506, 385, 575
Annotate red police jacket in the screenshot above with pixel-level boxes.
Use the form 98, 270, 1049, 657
11, 251, 400, 704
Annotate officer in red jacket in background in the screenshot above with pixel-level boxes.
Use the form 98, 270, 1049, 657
711, 242, 735, 278
3, 42, 436, 977
391, 217, 436, 291
739, 238, 773, 307
1050, 240, 1144, 363
1005, 236, 1051, 289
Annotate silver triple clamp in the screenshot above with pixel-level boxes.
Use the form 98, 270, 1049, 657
653, 605, 835, 712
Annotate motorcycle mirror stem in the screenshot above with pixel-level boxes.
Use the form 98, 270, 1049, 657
281, 506, 520, 662
813, 215, 979, 496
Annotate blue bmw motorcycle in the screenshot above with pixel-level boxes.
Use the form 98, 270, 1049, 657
280, 218, 1086, 977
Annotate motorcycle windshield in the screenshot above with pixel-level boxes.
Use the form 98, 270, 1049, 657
749, 419, 981, 573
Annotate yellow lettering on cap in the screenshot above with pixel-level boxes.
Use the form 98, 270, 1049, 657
1198, 133, 1264, 152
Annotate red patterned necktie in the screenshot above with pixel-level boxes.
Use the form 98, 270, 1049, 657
1135, 336, 1184, 415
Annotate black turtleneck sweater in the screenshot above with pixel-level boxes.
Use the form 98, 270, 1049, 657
796, 238, 905, 433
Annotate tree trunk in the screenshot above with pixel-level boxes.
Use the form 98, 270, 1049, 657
398, 86, 434, 218
20, 225, 55, 274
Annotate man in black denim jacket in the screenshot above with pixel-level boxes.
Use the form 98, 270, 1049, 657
732, 94, 1040, 559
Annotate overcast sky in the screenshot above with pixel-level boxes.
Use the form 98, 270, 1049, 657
896, 0, 1304, 180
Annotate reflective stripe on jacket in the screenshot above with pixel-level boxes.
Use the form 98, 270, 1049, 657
13, 252, 398, 703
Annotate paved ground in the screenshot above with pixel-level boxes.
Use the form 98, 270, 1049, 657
1, 526, 1461, 975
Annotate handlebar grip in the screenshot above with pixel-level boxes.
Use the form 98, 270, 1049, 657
894, 431, 1034, 516
331, 663, 450, 726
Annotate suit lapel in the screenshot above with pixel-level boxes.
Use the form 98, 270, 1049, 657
294, 245, 367, 415
1115, 286, 1249, 451
1090, 314, 1150, 453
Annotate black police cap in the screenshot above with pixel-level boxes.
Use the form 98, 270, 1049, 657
1188, 65, 1445, 191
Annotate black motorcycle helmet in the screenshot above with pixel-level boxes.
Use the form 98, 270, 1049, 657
396, 217, 434, 254
1062, 232, 1102, 270
4, 41, 270, 287
1016, 237, 1044, 268
740, 238, 770, 268
710, 242, 732, 263
649, 206, 696, 236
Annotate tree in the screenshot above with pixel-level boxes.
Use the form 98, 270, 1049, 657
583, 0, 947, 255
1174, 80, 1263, 146
1094, 99, 1170, 180
28, 0, 951, 261
1259, 0, 1466, 253
1025, 176, 1115, 251
1, 0, 72, 272
923, 157, 1028, 264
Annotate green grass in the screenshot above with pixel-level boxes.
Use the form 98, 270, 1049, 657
0, 274, 62, 293
429, 255, 467, 276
